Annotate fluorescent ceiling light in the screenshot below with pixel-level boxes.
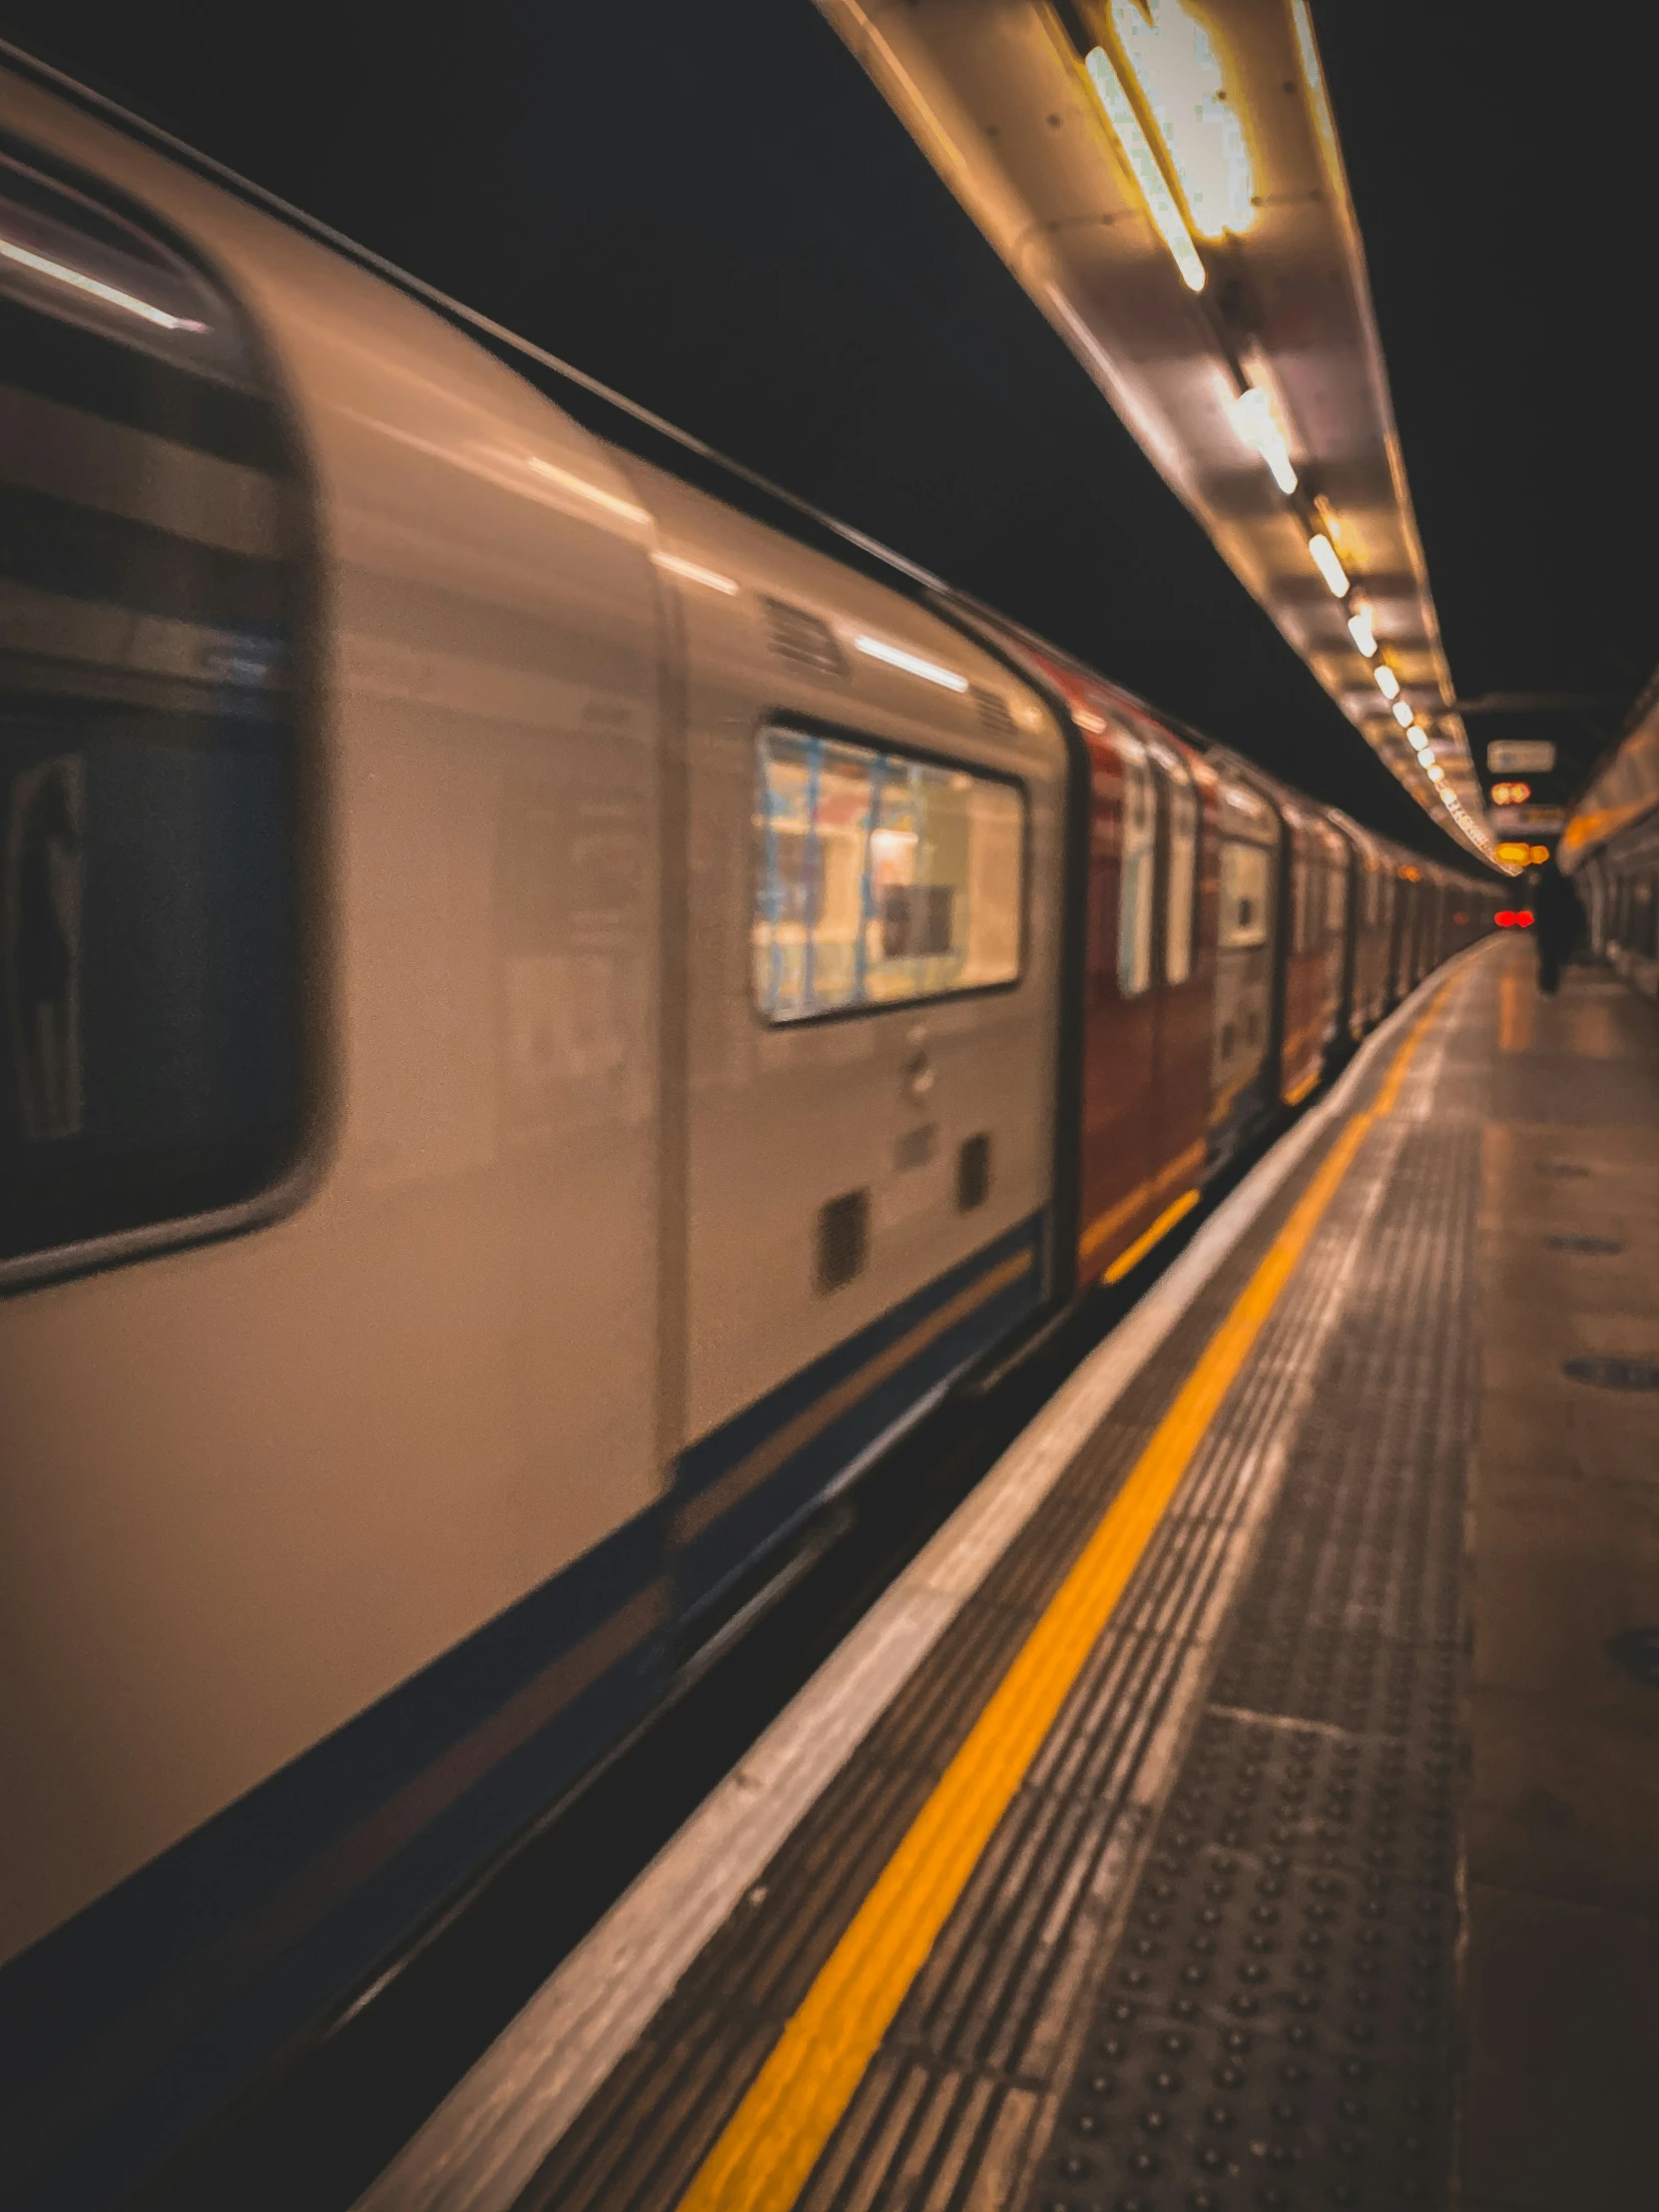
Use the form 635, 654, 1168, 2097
853, 634, 970, 692
1391, 700, 1415, 727
1307, 532, 1349, 596
1347, 608, 1377, 657
1083, 47, 1208, 291
1427, 763, 1445, 782
1375, 665, 1400, 700
651, 550, 740, 595
1109, 0, 1256, 239
1231, 386, 1297, 493
0, 233, 206, 331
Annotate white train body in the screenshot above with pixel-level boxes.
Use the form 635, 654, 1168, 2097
0, 59, 1069, 2195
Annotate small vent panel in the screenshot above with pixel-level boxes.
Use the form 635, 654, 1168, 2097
956, 1132, 991, 1213
817, 1188, 868, 1293
893, 1124, 937, 1174
970, 684, 1017, 739
762, 597, 847, 680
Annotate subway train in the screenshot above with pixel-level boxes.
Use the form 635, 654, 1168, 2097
0, 48, 1499, 2203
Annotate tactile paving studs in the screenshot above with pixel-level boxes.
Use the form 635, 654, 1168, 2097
1039, 1714, 1456, 2210
1026, 1129, 1471, 2212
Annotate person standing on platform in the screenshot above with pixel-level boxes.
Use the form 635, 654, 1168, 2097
1525, 858, 1584, 996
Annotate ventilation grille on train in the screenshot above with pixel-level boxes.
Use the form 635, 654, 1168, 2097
762, 597, 847, 680
817, 1189, 869, 1293
970, 685, 1017, 739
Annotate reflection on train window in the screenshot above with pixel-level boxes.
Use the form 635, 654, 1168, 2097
1219, 840, 1271, 949
753, 726, 1024, 1022
1118, 747, 1157, 997
0, 154, 299, 1270
1164, 770, 1197, 985
1325, 854, 1349, 934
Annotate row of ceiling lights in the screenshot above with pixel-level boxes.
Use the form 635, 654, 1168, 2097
1065, 1, 1491, 859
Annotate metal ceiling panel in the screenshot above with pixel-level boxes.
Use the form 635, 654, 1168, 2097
815, 0, 1497, 862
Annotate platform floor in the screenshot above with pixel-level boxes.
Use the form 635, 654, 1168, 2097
360, 940, 1659, 2212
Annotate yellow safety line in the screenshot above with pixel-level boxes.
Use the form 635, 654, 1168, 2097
1102, 1185, 1201, 1284
674, 982, 1454, 2212
1283, 1064, 1322, 1107
1079, 1141, 1206, 1263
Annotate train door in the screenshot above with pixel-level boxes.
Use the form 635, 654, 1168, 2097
1208, 776, 1278, 1159
1142, 731, 1209, 1241
1279, 809, 1335, 1104
634, 482, 1069, 1614
1318, 826, 1351, 1059
1386, 870, 1411, 1001
1632, 873, 1657, 956
1371, 867, 1392, 1007
1336, 827, 1371, 1039
1076, 719, 1160, 1280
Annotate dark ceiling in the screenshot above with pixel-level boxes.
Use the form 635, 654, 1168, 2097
6, 1, 1654, 864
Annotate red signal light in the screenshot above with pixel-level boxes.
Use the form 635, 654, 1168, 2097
1495, 909, 1515, 926
1515, 909, 1534, 927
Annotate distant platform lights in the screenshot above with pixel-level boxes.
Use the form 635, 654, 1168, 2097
1071, 0, 1491, 860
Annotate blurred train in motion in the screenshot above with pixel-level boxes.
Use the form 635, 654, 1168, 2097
0, 47, 1499, 2203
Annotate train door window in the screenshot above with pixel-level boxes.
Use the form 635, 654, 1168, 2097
1162, 767, 1198, 984
753, 725, 1024, 1022
1219, 840, 1271, 948
1118, 743, 1157, 997
0, 147, 301, 1276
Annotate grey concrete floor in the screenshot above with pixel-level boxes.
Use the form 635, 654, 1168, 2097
1459, 946, 1659, 2210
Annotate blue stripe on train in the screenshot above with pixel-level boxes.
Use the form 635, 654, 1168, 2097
673, 1212, 1045, 1619
0, 1210, 1047, 2208
1, 1514, 669, 2210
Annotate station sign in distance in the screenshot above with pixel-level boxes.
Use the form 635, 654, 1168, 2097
1489, 804, 1566, 835
1487, 739, 1557, 774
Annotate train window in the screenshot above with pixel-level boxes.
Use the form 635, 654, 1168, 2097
1118, 747, 1157, 997
753, 725, 1024, 1022
1219, 840, 1271, 948
1163, 769, 1198, 985
0, 150, 300, 1274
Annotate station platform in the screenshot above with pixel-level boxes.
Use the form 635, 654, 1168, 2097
356, 938, 1659, 2212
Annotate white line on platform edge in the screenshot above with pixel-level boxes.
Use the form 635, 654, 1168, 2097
355, 942, 1493, 2212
